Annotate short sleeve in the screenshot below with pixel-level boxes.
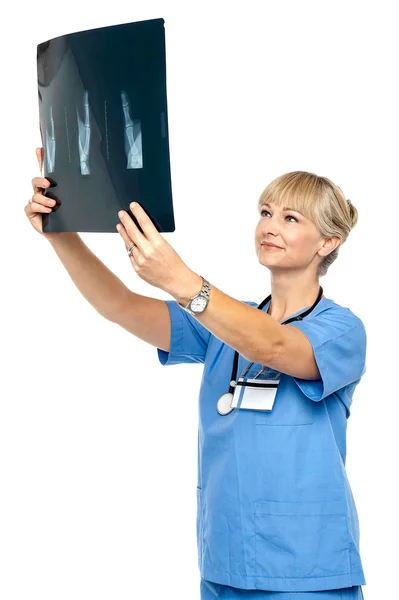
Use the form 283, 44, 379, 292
287, 308, 367, 401
157, 300, 212, 366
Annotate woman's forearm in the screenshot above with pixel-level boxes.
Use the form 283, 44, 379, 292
46, 233, 132, 321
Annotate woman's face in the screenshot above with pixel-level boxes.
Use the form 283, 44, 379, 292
254, 199, 328, 273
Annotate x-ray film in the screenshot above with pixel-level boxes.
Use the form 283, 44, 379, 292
37, 18, 175, 233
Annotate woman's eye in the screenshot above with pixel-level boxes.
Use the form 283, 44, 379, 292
260, 209, 297, 222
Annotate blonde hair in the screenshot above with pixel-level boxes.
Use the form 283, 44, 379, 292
257, 171, 358, 277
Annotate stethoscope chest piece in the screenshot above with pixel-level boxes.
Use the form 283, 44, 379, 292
216, 392, 235, 415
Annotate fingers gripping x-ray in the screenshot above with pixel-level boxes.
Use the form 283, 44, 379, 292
76, 90, 91, 175
121, 91, 143, 169
42, 90, 143, 174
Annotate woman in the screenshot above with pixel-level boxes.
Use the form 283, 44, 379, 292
26, 150, 366, 599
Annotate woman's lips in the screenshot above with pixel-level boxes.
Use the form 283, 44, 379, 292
262, 243, 282, 249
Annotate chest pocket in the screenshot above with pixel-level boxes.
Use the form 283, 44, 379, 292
250, 367, 314, 426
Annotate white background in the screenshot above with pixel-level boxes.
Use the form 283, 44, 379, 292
1, 1, 397, 598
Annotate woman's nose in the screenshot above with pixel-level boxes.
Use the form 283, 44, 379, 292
263, 224, 280, 236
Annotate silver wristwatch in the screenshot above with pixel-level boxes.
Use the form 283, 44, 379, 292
180, 276, 211, 316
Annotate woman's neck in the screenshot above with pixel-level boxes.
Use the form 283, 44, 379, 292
267, 272, 321, 322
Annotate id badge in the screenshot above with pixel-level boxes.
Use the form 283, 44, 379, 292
231, 376, 280, 411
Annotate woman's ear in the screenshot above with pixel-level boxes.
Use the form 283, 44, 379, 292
318, 236, 341, 257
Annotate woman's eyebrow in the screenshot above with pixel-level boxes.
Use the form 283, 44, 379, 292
262, 202, 302, 214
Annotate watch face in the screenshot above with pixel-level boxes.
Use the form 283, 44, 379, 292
191, 296, 207, 312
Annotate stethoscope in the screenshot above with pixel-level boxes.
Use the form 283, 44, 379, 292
216, 285, 324, 415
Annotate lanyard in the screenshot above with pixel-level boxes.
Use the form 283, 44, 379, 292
227, 285, 324, 395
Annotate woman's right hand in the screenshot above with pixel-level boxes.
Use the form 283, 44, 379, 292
25, 147, 58, 237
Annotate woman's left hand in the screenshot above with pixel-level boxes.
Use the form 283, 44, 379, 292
116, 202, 196, 297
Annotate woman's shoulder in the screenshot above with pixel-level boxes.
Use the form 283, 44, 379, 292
319, 296, 364, 322
306, 297, 367, 344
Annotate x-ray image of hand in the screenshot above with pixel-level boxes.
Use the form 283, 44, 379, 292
36, 18, 174, 233
121, 90, 143, 169
44, 105, 56, 174
76, 90, 91, 175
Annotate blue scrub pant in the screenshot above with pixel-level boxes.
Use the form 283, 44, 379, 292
200, 579, 364, 600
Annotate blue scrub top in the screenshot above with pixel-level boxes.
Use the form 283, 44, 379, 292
157, 296, 367, 593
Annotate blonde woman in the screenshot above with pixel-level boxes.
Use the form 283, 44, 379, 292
26, 149, 366, 599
